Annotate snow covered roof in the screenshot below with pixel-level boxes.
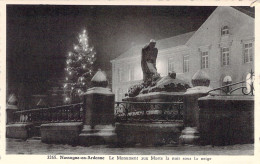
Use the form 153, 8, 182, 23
113, 31, 195, 61
37, 99, 47, 107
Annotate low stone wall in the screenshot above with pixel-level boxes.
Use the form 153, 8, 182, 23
41, 122, 83, 144
198, 95, 254, 146
6, 123, 34, 140
116, 122, 183, 146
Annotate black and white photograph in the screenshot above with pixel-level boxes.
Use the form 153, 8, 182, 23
4, 3, 255, 157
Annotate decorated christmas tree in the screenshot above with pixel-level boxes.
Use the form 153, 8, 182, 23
64, 29, 96, 103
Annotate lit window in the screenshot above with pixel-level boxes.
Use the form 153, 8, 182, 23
221, 47, 230, 66
134, 66, 142, 81
118, 68, 122, 82
183, 55, 189, 73
201, 51, 209, 69
129, 67, 135, 81
168, 58, 174, 73
221, 26, 229, 36
244, 42, 253, 63
117, 88, 123, 101
117, 88, 127, 101
118, 67, 129, 82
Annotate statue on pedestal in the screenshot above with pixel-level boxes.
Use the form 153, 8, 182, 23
126, 39, 190, 98
141, 39, 160, 87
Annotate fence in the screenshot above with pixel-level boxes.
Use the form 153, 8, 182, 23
115, 101, 184, 123
208, 70, 255, 96
12, 103, 84, 124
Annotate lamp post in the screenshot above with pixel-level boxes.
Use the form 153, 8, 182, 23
223, 76, 232, 94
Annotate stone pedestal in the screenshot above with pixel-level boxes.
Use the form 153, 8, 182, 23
183, 86, 212, 127
79, 87, 116, 146
79, 70, 116, 146
179, 70, 212, 145
6, 107, 18, 124
6, 94, 18, 124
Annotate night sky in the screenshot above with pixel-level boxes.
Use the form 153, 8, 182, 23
7, 5, 217, 97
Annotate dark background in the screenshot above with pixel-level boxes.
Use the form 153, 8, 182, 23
7, 5, 252, 105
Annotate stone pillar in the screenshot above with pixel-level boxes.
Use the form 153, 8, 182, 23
183, 70, 212, 127
79, 69, 117, 146
180, 70, 212, 145
6, 94, 18, 124
6, 94, 34, 140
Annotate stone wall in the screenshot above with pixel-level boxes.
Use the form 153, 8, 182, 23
198, 95, 254, 146
6, 124, 34, 140
41, 122, 83, 144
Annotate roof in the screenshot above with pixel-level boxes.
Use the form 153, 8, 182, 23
232, 6, 255, 18
112, 7, 254, 62
113, 31, 195, 61
186, 6, 254, 46
7, 94, 18, 105
37, 99, 47, 107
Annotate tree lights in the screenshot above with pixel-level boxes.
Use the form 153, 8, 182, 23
64, 29, 96, 103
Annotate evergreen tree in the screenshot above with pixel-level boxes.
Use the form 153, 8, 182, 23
64, 29, 96, 103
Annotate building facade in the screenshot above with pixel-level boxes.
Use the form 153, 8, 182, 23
111, 7, 254, 101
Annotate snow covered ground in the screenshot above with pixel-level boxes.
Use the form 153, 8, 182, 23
6, 138, 254, 155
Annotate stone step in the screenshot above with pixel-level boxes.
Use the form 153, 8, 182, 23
179, 127, 200, 145
28, 137, 41, 140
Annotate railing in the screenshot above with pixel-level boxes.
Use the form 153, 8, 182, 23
115, 101, 184, 123
208, 70, 255, 96
13, 103, 84, 124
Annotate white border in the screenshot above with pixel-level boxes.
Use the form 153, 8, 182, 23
0, 0, 259, 164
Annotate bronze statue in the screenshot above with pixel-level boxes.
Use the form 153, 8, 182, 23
126, 39, 190, 98
141, 39, 160, 86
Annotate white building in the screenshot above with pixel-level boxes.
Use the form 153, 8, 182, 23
111, 7, 254, 101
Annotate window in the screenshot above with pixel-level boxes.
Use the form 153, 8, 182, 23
221, 47, 230, 66
117, 88, 123, 101
133, 66, 143, 81
128, 65, 143, 81
118, 67, 128, 82
183, 55, 189, 73
221, 26, 229, 36
168, 58, 175, 73
201, 51, 209, 69
244, 42, 253, 63
129, 67, 134, 81
118, 68, 122, 82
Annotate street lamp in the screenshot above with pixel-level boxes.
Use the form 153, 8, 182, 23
223, 76, 232, 94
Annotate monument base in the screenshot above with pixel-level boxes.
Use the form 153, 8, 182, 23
123, 92, 185, 102
79, 125, 117, 146
116, 122, 183, 146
